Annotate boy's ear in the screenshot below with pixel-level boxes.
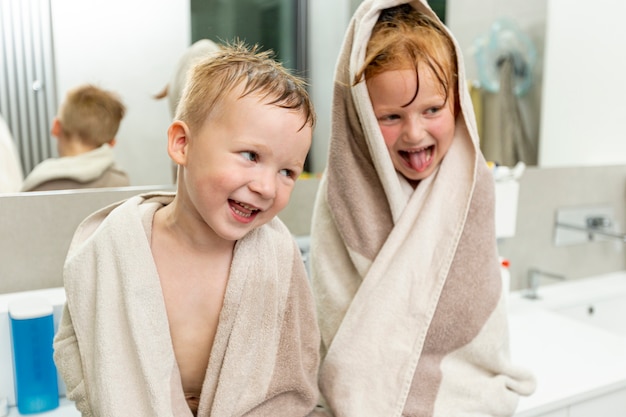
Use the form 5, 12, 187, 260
108, 138, 117, 147
51, 117, 62, 138
167, 121, 190, 165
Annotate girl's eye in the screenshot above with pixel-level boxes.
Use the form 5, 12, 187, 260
377, 114, 401, 125
279, 168, 296, 179
241, 151, 258, 162
426, 106, 441, 115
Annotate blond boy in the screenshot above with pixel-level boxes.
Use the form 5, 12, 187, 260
21, 84, 128, 191
53, 41, 321, 417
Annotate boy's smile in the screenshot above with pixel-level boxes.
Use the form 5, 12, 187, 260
229, 199, 260, 223
172, 86, 312, 244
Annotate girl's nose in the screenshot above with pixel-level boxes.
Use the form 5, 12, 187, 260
405, 115, 425, 142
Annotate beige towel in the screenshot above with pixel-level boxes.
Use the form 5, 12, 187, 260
53, 192, 321, 416
309, 1, 536, 416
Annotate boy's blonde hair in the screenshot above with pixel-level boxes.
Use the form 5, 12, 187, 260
176, 40, 315, 133
57, 85, 126, 147
355, 4, 459, 115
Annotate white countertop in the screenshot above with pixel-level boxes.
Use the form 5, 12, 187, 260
3, 284, 626, 416
508, 294, 626, 416
7, 398, 79, 417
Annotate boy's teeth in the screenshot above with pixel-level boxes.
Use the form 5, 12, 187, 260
233, 207, 252, 217
235, 200, 256, 211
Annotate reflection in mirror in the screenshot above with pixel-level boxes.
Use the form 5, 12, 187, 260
1, 0, 310, 190
449, 0, 626, 168
1, 0, 189, 188
447, 2, 545, 168
19, 84, 130, 192
2, 0, 625, 194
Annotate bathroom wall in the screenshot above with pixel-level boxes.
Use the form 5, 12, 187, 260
0, 179, 319, 294
1, 166, 624, 294
0, 186, 171, 294
292, 166, 626, 293
288, 166, 626, 291
498, 165, 626, 290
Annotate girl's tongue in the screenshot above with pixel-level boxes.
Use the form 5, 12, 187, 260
406, 147, 432, 172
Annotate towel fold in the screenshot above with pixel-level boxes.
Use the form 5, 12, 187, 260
54, 192, 321, 416
310, 1, 536, 416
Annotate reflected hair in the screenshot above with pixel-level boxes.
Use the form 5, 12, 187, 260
58, 84, 126, 147
175, 39, 315, 132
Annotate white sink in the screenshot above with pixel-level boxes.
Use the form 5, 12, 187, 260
508, 271, 626, 416
7, 398, 79, 416
517, 271, 626, 336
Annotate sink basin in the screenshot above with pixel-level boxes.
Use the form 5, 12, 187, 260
514, 271, 626, 336
507, 271, 626, 416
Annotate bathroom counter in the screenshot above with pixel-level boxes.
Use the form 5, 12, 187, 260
6, 398, 79, 416
508, 294, 626, 416
3, 285, 626, 416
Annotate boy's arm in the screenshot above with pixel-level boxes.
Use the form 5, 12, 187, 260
53, 303, 93, 417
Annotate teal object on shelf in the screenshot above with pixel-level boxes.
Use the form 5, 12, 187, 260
9, 297, 59, 414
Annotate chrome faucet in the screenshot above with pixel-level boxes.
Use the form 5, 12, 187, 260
556, 214, 626, 243
523, 268, 566, 300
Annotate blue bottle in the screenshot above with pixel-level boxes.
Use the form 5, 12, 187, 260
9, 297, 59, 414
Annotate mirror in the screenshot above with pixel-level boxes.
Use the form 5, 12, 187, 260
1, 0, 309, 190
3, 0, 626, 194
448, 0, 626, 169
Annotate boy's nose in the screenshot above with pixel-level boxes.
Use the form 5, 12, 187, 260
249, 170, 276, 199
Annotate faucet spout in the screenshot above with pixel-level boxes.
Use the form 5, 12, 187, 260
524, 268, 566, 300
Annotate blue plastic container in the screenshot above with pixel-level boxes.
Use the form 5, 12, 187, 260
9, 297, 59, 414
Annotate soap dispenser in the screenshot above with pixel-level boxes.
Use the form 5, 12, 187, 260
8, 297, 59, 414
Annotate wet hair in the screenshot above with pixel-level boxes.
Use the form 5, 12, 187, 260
58, 84, 126, 147
176, 39, 315, 132
354, 4, 459, 115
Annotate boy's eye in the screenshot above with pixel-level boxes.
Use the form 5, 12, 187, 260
279, 168, 296, 179
241, 151, 258, 162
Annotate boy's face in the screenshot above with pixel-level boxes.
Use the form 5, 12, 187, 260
367, 68, 455, 185
178, 90, 312, 242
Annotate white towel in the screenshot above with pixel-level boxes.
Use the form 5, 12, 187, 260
310, 1, 536, 416
54, 192, 321, 416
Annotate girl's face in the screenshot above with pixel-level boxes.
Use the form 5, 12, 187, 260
173, 89, 312, 243
367, 68, 456, 186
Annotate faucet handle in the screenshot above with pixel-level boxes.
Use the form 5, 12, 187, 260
586, 215, 612, 229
